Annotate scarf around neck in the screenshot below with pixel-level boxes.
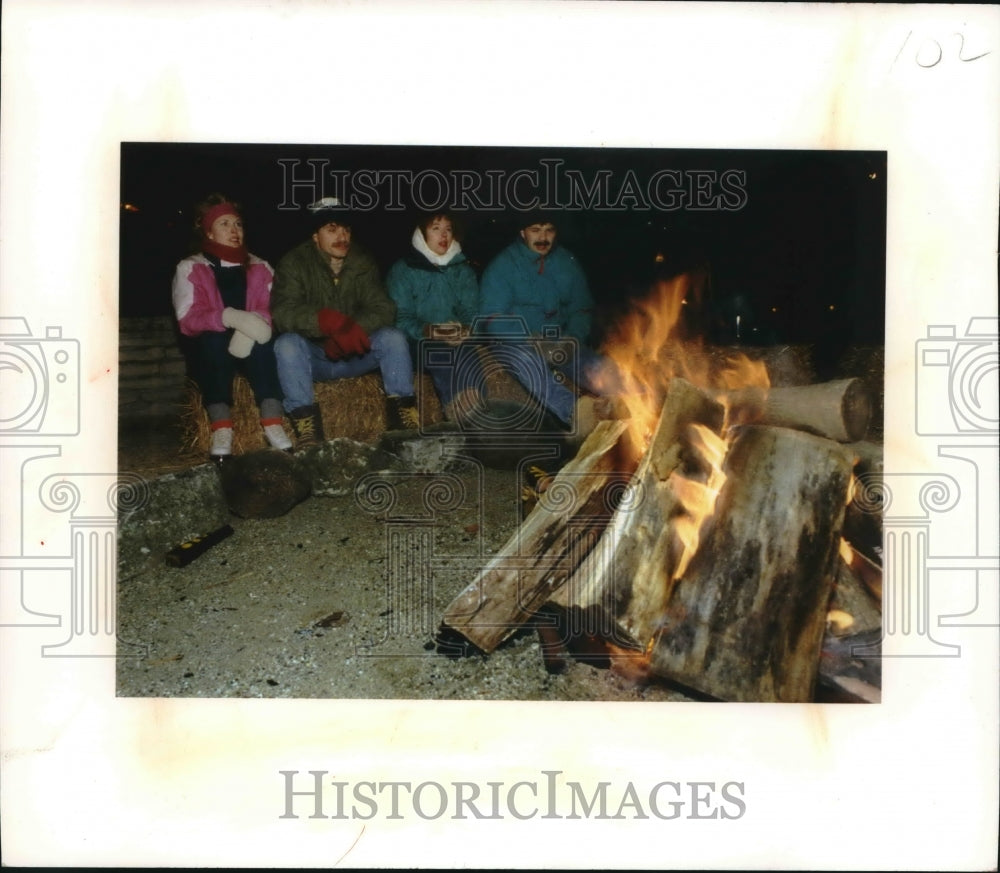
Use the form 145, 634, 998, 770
202, 238, 248, 265
412, 227, 461, 267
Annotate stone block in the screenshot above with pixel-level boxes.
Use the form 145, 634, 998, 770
118, 464, 230, 580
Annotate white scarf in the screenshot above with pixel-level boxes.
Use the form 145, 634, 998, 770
412, 226, 462, 267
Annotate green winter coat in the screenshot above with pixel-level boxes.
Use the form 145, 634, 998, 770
271, 239, 396, 338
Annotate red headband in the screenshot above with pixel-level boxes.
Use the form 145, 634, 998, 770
201, 202, 240, 234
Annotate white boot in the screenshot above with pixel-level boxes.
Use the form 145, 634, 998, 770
210, 426, 233, 458
262, 421, 292, 451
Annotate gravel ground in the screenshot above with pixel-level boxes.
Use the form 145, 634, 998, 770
116, 426, 691, 702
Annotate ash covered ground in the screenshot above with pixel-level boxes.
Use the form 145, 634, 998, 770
116, 429, 691, 702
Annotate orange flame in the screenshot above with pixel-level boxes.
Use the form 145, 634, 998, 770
598, 274, 770, 452
598, 274, 772, 589
669, 423, 728, 581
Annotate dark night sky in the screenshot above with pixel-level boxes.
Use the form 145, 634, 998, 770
120, 143, 886, 375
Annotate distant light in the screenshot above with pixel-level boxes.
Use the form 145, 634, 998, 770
122, 203, 139, 212
828, 304, 836, 311
681, 298, 688, 305
654, 253, 665, 263
771, 307, 778, 313
868, 172, 877, 180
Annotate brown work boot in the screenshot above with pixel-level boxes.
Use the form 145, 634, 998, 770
386, 395, 420, 431
287, 404, 324, 448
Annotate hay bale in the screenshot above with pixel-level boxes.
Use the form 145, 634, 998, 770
181, 373, 446, 454
478, 347, 537, 405
179, 344, 570, 456
708, 344, 815, 387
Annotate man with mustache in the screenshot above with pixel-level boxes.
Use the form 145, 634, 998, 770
271, 198, 418, 446
478, 211, 612, 439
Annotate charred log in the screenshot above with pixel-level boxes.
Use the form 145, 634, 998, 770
648, 425, 854, 702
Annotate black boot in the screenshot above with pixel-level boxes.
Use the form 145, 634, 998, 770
386, 395, 420, 431
288, 404, 324, 448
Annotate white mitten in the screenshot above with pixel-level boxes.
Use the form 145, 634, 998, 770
228, 328, 255, 358
222, 308, 272, 344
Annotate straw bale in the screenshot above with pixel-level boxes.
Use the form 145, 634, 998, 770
180, 347, 556, 455
182, 373, 444, 454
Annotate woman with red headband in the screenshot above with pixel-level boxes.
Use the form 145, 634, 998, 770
171, 193, 291, 458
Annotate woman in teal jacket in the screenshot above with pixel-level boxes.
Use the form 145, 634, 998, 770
386, 213, 486, 423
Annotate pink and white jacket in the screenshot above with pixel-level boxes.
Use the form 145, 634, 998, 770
171, 253, 275, 337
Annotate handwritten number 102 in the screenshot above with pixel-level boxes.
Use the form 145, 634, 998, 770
894, 31, 991, 70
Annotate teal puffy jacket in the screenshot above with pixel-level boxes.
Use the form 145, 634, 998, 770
386, 237, 479, 342
478, 238, 593, 342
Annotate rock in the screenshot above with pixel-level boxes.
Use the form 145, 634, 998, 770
377, 423, 467, 473
217, 450, 311, 518
293, 437, 401, 498
117, 463, 230, 580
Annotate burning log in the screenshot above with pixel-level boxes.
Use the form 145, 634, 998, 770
438, 418, 633, 654
648, 425, 854, 702
547, 378, 726, 651
727, 377, 872, 443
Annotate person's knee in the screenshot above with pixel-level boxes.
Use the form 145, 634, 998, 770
273, 332, 307, 363
372, 327, 410, 360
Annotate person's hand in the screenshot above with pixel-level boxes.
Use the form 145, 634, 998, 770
222, 308, 271, 343
323, 335, 344, 360
319, 309, 371, 359
317, 308, 349, 336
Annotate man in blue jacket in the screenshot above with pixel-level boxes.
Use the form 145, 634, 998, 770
478, 212, 614, 437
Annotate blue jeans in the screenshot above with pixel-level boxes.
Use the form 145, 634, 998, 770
411, 339, 486, 409
492, 339, 621, 426
274, 327, 414, 412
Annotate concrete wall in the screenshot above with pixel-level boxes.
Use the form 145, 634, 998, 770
119, 316, 189, 423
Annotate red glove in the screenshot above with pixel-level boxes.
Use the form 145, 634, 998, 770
335, 321, 371, 356
318, 308, 371, 359
317, 308, 350, 336
323, 335, 345, 359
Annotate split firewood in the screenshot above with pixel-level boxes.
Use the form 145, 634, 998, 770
437, 418, 633, 654
648, 424, 854, 702
726, 377, 872, 442
547, 377, 726, 652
